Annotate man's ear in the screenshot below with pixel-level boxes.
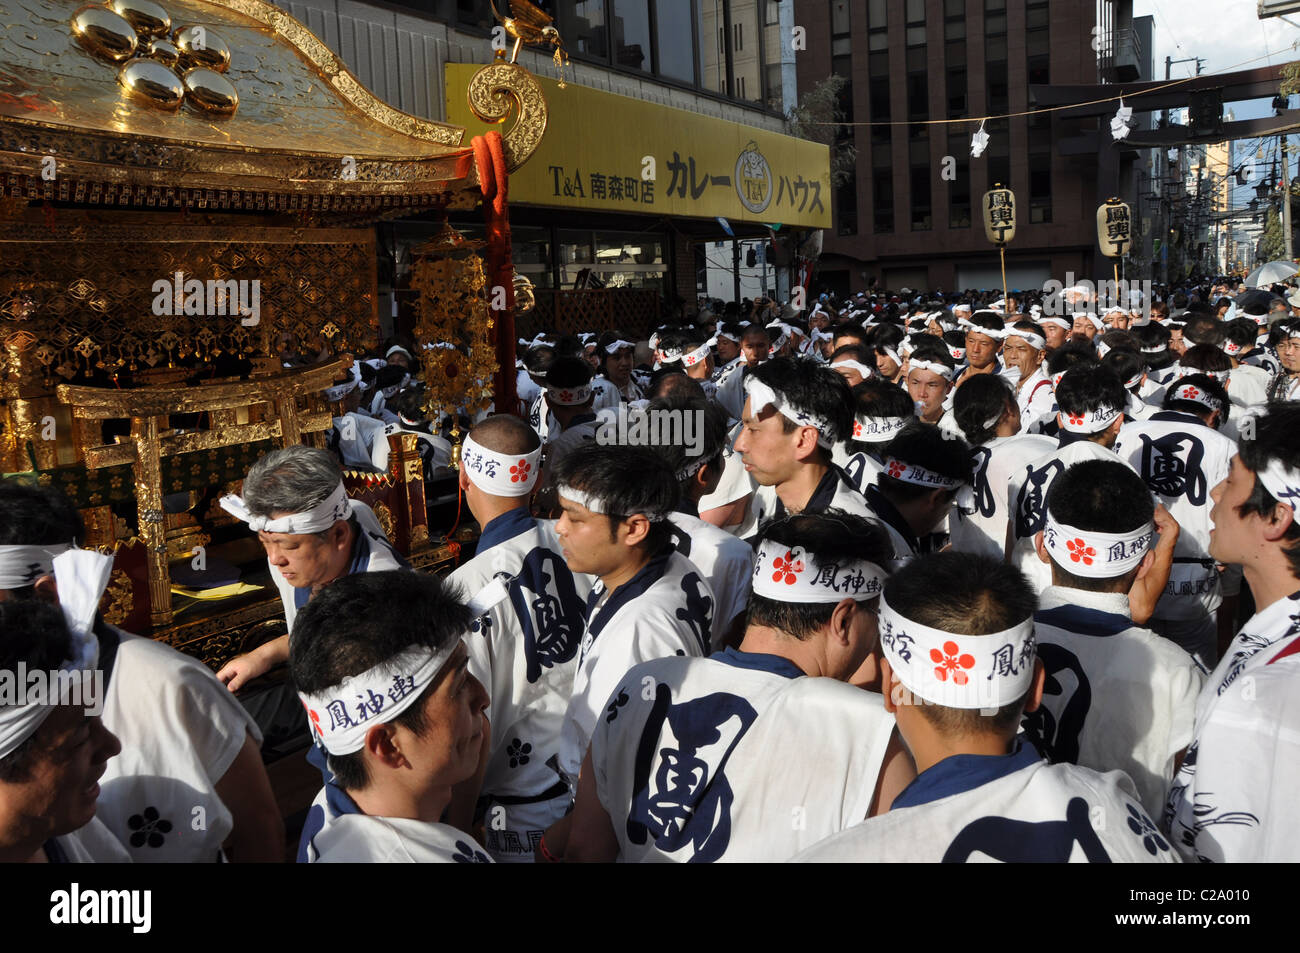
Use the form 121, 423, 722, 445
621, 513, 651, 548
1022, 657, 1046, 714
1107, 416, 1125, 440
365, 723, 406, 770
1264, 501, 1297, 542
829, 598, 856, 646
458, 467, 471, 492
1034, 530, 1049, 564
329, 519, 352, 549
1134, 548, 1155, 581
792, 426, 821, 462
880, 655, 899, 714
32, 575, 59, 604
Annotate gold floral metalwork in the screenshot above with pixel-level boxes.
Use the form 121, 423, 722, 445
373, 501, 395, 540
99, 567, 135, 625
466, 62, 549, 173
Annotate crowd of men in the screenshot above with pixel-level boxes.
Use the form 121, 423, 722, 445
1, 275, 1298, 863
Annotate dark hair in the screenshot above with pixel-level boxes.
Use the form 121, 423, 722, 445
524, 344, 555, 377
0, 481, 86, 599
551, 443, 679, 549
942, 329, 967, 356
748, 511, 894, 640
830, 343, 873, 366
877, 421, 970, 502
749, 356, 854, 445
289, 571, 471, 791
0, 598, 75, 782
965, 309, 1004, 334
907, 335, 957, 374
1163, 373, 1229, 424
1010, 319, 1046, 342
1102, 348, 1144, 393
646, 370, 704, 400
597, 331, 635, 372
547, 355, 594, 389
1223, 318, 1260, 351
385, 385, 428, 423
740, 323, 771, 344
1046, 340, 1099, 377
849, 379, 915, 452
869, 322, 905, 351
1099, 329, 1139, 354
1236, 402, 1300, 577
1045, 460, 1154, 590
1180, 343, 1232, 376
646, 394, 729, 486
833, 325, 870, 349
1054, 363, 1127, 421
953, 374, 1015, 445
884, 552, 1037, 734
1182, 314, 1225, 347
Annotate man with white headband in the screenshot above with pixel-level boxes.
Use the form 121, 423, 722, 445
653, 395, 754, 652
1165, 404, 1300, 862
714, 323, 772, 420
538, 356, 603, 472
835, 379, 917, 494
1027, 461, 1203, 818
293, 571, 493, 863
795, 552, 1177, 863
0, 597, 126, 862
710, 321, 744, 382
0, 481, 280, 862
865, 422, 970, 569
904, 337, 957, 431
1002, 320, 1054, 433
949, 376, 1054, 561
447, 415, 590, 862
547, 444, 714, 827
735, 357, 872, 534
519, 344, 553, 422
828, 344, 875, 388
1265, 318, 1300, 402
1008, 363, 1140, 593
1038, 314, 1072, 353
953, 310, 1014, 392
870, 323, 908, 387
560, 512, 914, 862
1221, 318, 1271, 411
1114, 375, 1238, 669
597, 331, 643, 404
217, 445, 408, 691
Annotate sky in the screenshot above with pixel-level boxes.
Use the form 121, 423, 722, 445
1133, 0, 1300, 204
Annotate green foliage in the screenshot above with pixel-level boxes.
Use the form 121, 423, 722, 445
1259, 204, 1285, 263
785, 74, 857, 188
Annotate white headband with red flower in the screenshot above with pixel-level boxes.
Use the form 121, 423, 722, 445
1042, 512, 1153, 578
752, 540, 885, 603
878, 593, 1036, 709
545, 382, 593, 406
461, 435, 541, 497
853, 415, 910, 442
1169, 383, 1221, 415
883, 457, 963, 491
1058, 403, 1123, 434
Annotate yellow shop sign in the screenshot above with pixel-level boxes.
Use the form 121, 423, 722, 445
445, 63, 831, 229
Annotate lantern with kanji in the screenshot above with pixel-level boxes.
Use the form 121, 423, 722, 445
1097, 198, 1132, 258
983, 186, 1016, 245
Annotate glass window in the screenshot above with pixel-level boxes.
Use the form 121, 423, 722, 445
947, 66, 966, 118
563, 1, 608, 60
874, 169, 894, 233
831, 0, 851, 35
656, 0, 695, 82
697, 0, 725, 93
948, 133, 971, 228
946, 38, 966, 67
457, 0, 491, 30
909, 132, 929, 165
906, 0, 925, 23
832, 36, 852, 55
907, 73, 928, 122
765, 0, 780, 26
612, 0, 651, 71
868, 0, 887, 27
836, 179, 858, 236
730, 0, 762, 103
944, 0, 964, 16
906, 46, 926, 73
945, 18, 965, 40
985, 13, 1006, 34
984, 0, 1004, 10
911, 166, 932, 230
1030, 154, 1051, 223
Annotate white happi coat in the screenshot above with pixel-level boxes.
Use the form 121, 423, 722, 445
1115, 411, 1236, 634
697, 421, 756, 531
949, 433, 1055, 560
1007, 437, 1135, 593
449, 509, 592, 862
1164, 590, 1300, 862
1227, 363, 1270, 409
747, 465, 873, 539
272, 501, 408, 632
592, 649, 897, 862
299, 782, 493, 863
49, 816, 132, 863
1025, 588, 1203, 817
667, 511, 754, 650
328, 412, 389, 469
714, 360, 750, 420
558, 549, 714, 783
794, 741, 1180, 863
95, 626, 263, 862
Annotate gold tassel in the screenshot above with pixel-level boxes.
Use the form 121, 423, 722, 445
554, 47, 567, 89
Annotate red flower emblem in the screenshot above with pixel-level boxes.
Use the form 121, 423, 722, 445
930, 640, 976, 685
558, 390, 574, 402
1068, 412, 1085, 427
887, 459, 907, 479
1066, 538, 1096, 565
853, 420, 864, 439
302, 702, 323, 739
1180, 386, 1199, 400
771, 550, 804, 585
510, 459, 531, 482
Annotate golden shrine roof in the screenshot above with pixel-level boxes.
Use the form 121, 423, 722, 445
0, 0, 546, 214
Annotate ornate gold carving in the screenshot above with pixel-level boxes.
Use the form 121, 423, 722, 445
99, 568, 135, 625
372, 501, 394, 540
466, 62, 549, 173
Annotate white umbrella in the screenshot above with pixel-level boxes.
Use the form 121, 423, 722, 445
1245, 260, 1299, 288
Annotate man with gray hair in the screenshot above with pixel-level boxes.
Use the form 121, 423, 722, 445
216, 445, 408, 691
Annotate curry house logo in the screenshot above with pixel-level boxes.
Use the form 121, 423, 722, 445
735, 142, 772, 214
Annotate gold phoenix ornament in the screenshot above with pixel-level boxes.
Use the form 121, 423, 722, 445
490, 0, 568, 88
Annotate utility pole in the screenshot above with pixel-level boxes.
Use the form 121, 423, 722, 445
732, 238, 741, 304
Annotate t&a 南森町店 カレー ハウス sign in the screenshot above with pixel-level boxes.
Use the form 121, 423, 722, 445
445, 62, 831, 230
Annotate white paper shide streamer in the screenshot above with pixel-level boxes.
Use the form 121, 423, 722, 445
1042, 513, 1153, 578
752, 539, 885, 603
298, 643, 456, 756
878, 594, 1037, 710
461, 435, 541, 497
